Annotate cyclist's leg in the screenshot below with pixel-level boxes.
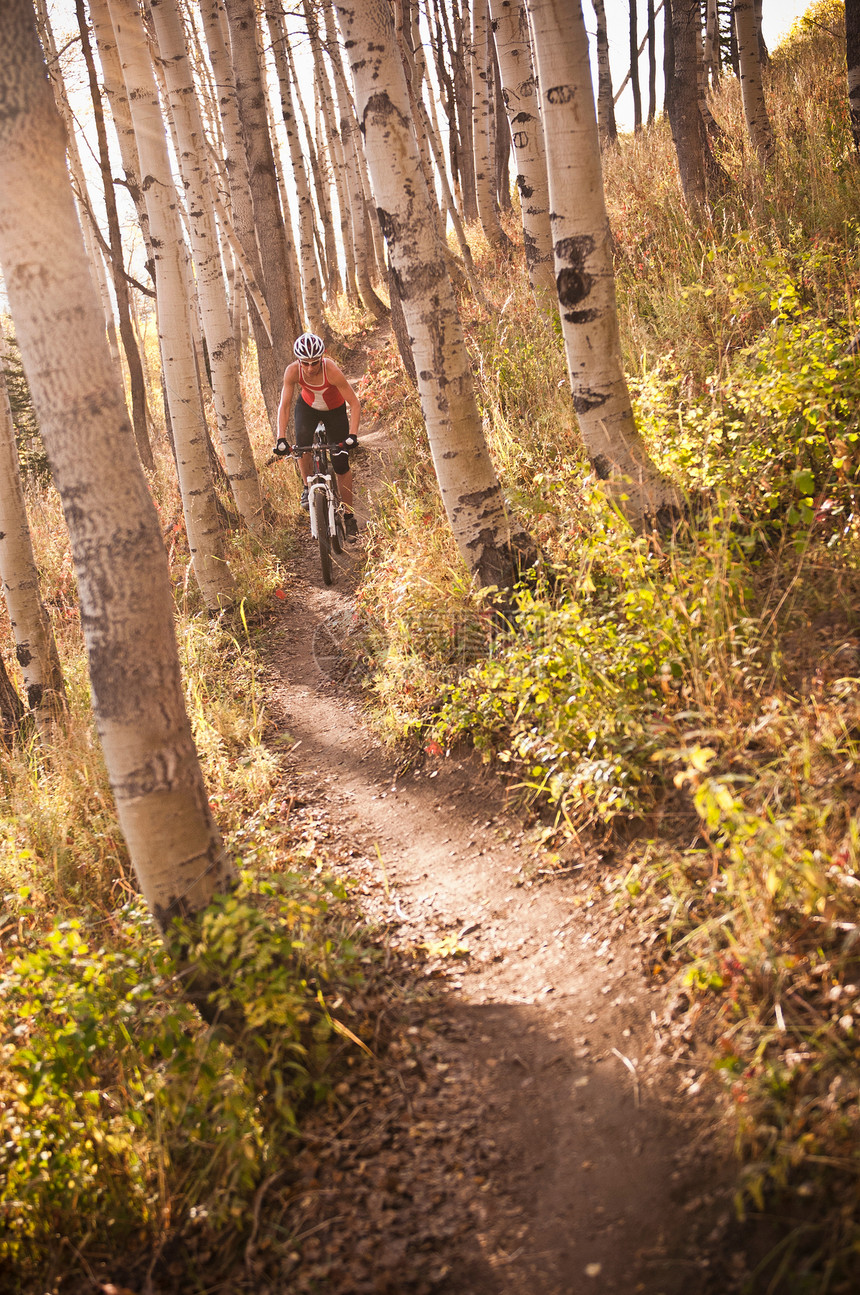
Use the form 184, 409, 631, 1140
294, 399, 315, 487
325, 406, 354, 507
336, 467, 353, 509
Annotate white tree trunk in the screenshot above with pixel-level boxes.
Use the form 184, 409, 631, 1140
590, 0, 619, 144
393, 1, 481, 293
197, 0, 266, 292
288, 34, 341, 299
303, 0, 359, 303
334, 0, 534, 588
266, 4, 326, 332
324, 3, 390, 321
34, 0, 122, 369
0, 0, 236, 926
88, 0, 155, 271
257, 15, 304, 307
488, 0, 554, 298
108, 0, 235, 608
148, 0, 264, 535
222, 0, 302, 397
200, 0, 284, 421
472, 0, 512, 250
704, 0, 720, 85
0, 357, 66, 738
733, 0, 774, 165
527, 0, 684, 531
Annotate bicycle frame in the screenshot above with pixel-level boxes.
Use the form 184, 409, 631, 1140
303, 426, 342, 542
292, 421, 347, 583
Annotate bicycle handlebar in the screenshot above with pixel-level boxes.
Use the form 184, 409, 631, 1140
290, 435, 357, 454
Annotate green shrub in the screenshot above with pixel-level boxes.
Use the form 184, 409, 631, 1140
0, 869, 363, 1277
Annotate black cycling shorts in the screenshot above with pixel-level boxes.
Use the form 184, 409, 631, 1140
295, 399, 350, 474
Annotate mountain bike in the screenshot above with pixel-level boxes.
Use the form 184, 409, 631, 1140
292, 421, 354, 586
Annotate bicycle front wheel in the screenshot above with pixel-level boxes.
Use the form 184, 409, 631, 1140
330, 480, 344, 554
314, 490, 333, 585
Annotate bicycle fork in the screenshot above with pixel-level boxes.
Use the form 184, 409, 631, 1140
307, 476, 338, 539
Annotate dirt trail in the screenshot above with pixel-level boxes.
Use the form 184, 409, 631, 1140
264, 412, 744, 1293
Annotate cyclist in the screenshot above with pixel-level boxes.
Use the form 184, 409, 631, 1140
273, 332, 360, 540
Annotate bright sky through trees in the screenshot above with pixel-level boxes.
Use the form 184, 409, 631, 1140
601, 0, 816, 131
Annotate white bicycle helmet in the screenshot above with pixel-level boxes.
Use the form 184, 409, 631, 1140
293, 332, 325, 361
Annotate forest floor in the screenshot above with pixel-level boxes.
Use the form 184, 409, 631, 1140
253, 339, 773, 1295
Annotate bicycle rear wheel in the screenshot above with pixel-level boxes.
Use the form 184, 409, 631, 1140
314, 490, 332, 584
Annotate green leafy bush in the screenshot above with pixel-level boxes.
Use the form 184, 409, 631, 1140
433, 512, 758, 829
0, 870, 363, 1275
637, 260, 860, 531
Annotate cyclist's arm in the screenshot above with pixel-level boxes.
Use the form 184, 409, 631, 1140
276, 363, 299, 445
328, 362, 361, 439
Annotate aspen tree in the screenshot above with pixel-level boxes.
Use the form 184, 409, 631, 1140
196, 0, 273, 349
287, 34, 342, 299
733, 0, 774, 165
259, 25, 305, 309
704, 0, 720, 86
492, 39, 512, 211
488, 0, 554, 298
472, 0, 513, 251
221, 0, 301, 417
427, 0, 465, 210
109, 0, 235, 608
646, 0, 658, 123
302, 0, 361, 305
693, 0, 720, 137
392, 2, 485, 299
450, 2, 479, 222
527, 0, 684, 531
404, 57, 487, 300
323, 3, 390, 321
0, 358, 66, 738
394, 0, 441, 209
0, 652, 25, 739
333, 0, 535, 589
73, 0, 152, 469
0, 0, 236, 924
88, 0, 154, 269
266, 4, 326, 332
34, 0, 123, 373
665, 0, 720, 213
403, 1, 455, 200
148, 0, 264, 533
90, 0, 173, 437
591, 0, 619, 145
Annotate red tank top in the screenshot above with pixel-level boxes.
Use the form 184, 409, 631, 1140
299, 359, 346, 411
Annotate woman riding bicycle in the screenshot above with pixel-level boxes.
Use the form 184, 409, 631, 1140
273, 332, 361, 539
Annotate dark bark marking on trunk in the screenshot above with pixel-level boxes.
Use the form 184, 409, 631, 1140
565, 308, 599, 325
451, 485, 499, 518
573, 390, 609, 416
592, 453, 613, 479
376, 205, 446, 302
516, 173, 534, 199
523, 228, 547, 272
555, 235, 595, 311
